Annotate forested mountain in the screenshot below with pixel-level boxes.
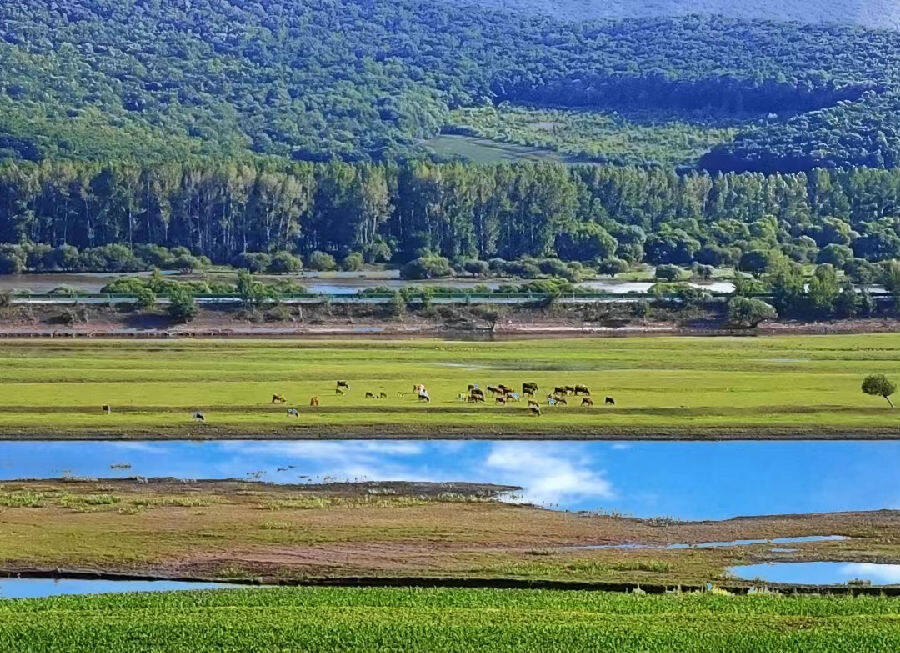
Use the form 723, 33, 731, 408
1, 160, 898, 273
0, 0, 897, 169
476, 0, 900, 30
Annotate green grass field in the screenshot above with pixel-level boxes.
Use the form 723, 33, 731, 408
2, 587, 899, 652
2, 334, 900, 438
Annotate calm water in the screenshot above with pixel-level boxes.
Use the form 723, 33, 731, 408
1, 440, 898, 520
0, 578, 238, 600
730, 563, 900, 586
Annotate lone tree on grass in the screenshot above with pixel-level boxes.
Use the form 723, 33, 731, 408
862, 374, 896, 408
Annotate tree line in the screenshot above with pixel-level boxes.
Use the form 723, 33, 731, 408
0, 160, 898, 274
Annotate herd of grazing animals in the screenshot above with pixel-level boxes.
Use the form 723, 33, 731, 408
101, 380, 615, 422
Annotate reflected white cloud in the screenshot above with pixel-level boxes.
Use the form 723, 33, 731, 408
840, 563, 900, 584
484, 443, 614, 506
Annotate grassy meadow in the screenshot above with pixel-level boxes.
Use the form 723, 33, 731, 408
2, 587, 900, 652
1, 334, 900, 438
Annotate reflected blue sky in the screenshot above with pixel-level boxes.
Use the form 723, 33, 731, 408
730, 562, 900, 586
0, 440, 898, 520
0, 578, 237, 600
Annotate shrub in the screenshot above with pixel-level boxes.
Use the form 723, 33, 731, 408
232, 252, 271, 273
135, 286, 157, 310
167, 286, 197, 322
307, 250, 337, 272
654, 264, 680, 282
268, 251, 303, 274
727, 296, 777, 328
596, 257, 630, 276
341, 252, 364, 272
400, 255, 452, 280
462, 259, 489, 276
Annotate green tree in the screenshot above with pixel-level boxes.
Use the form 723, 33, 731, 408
727, 296, 777, 328
862, 374, 897, 407
807, 264, 840, 316
135, 286, 157, 310
167, 285, 197, 323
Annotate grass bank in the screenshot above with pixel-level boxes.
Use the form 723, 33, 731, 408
1, 334, 900, 438
2, 587, 900, 652
1, 480, 896, 587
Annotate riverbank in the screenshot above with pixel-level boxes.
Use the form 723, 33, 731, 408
1, 478, 897, 589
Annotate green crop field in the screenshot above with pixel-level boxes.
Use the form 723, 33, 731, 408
1, 587, 899, 652
2, 334, 900, 438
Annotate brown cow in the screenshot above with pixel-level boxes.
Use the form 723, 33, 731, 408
529, 406, 542, 416
527, 400, 540, 409
272, 393, 287, 404
309, 396, 320, 407
337, 381, 350, 389
495, 396, 506, 405
582, 397, 594, 407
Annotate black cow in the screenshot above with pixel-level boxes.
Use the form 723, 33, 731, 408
605, 397, 615, 405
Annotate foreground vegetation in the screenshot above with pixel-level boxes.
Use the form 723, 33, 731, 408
2, 334, 900, 437
2, 587, 900, 652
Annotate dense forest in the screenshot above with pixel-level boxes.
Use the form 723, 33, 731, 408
476, 0, 900, 30
1, 160, 898, 276
0, 0, 897, 170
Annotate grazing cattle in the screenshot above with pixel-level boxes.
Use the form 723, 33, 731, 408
272, 393, 287, 404
574, 385, 590, 396
470, 387, 484, 398
528, 400, 540, 409
582, 397, 594, 407
529, 406, 542, 416
365, 392, 376, 399
487, 385, 502, 396
468, 394, 485, 403
555, 398, 568, 407
605, 397, 615, 406
413, 383, 426, 394
498, 384, 513, 395
335, 388, 345, 396
337, 381, 350, 390
564, 386, 575, 395
522, 382, 538, 395
495, 396, 506, 405
553, 386, 566, 396
192, 411, 205, 422
102, 404, 111, 414
418, 392, 430, 403
379, 392, 388, 399
468, 384, 479, 392
286, 408, 300, 417
309, 396, 320, 407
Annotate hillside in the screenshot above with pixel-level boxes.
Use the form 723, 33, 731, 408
477, 0, 900, 30
0, 0, 897, 170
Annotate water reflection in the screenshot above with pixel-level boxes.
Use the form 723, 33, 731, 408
2, 440, 898, 520
0, 578, 238, 600
730, 562, 900, 586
